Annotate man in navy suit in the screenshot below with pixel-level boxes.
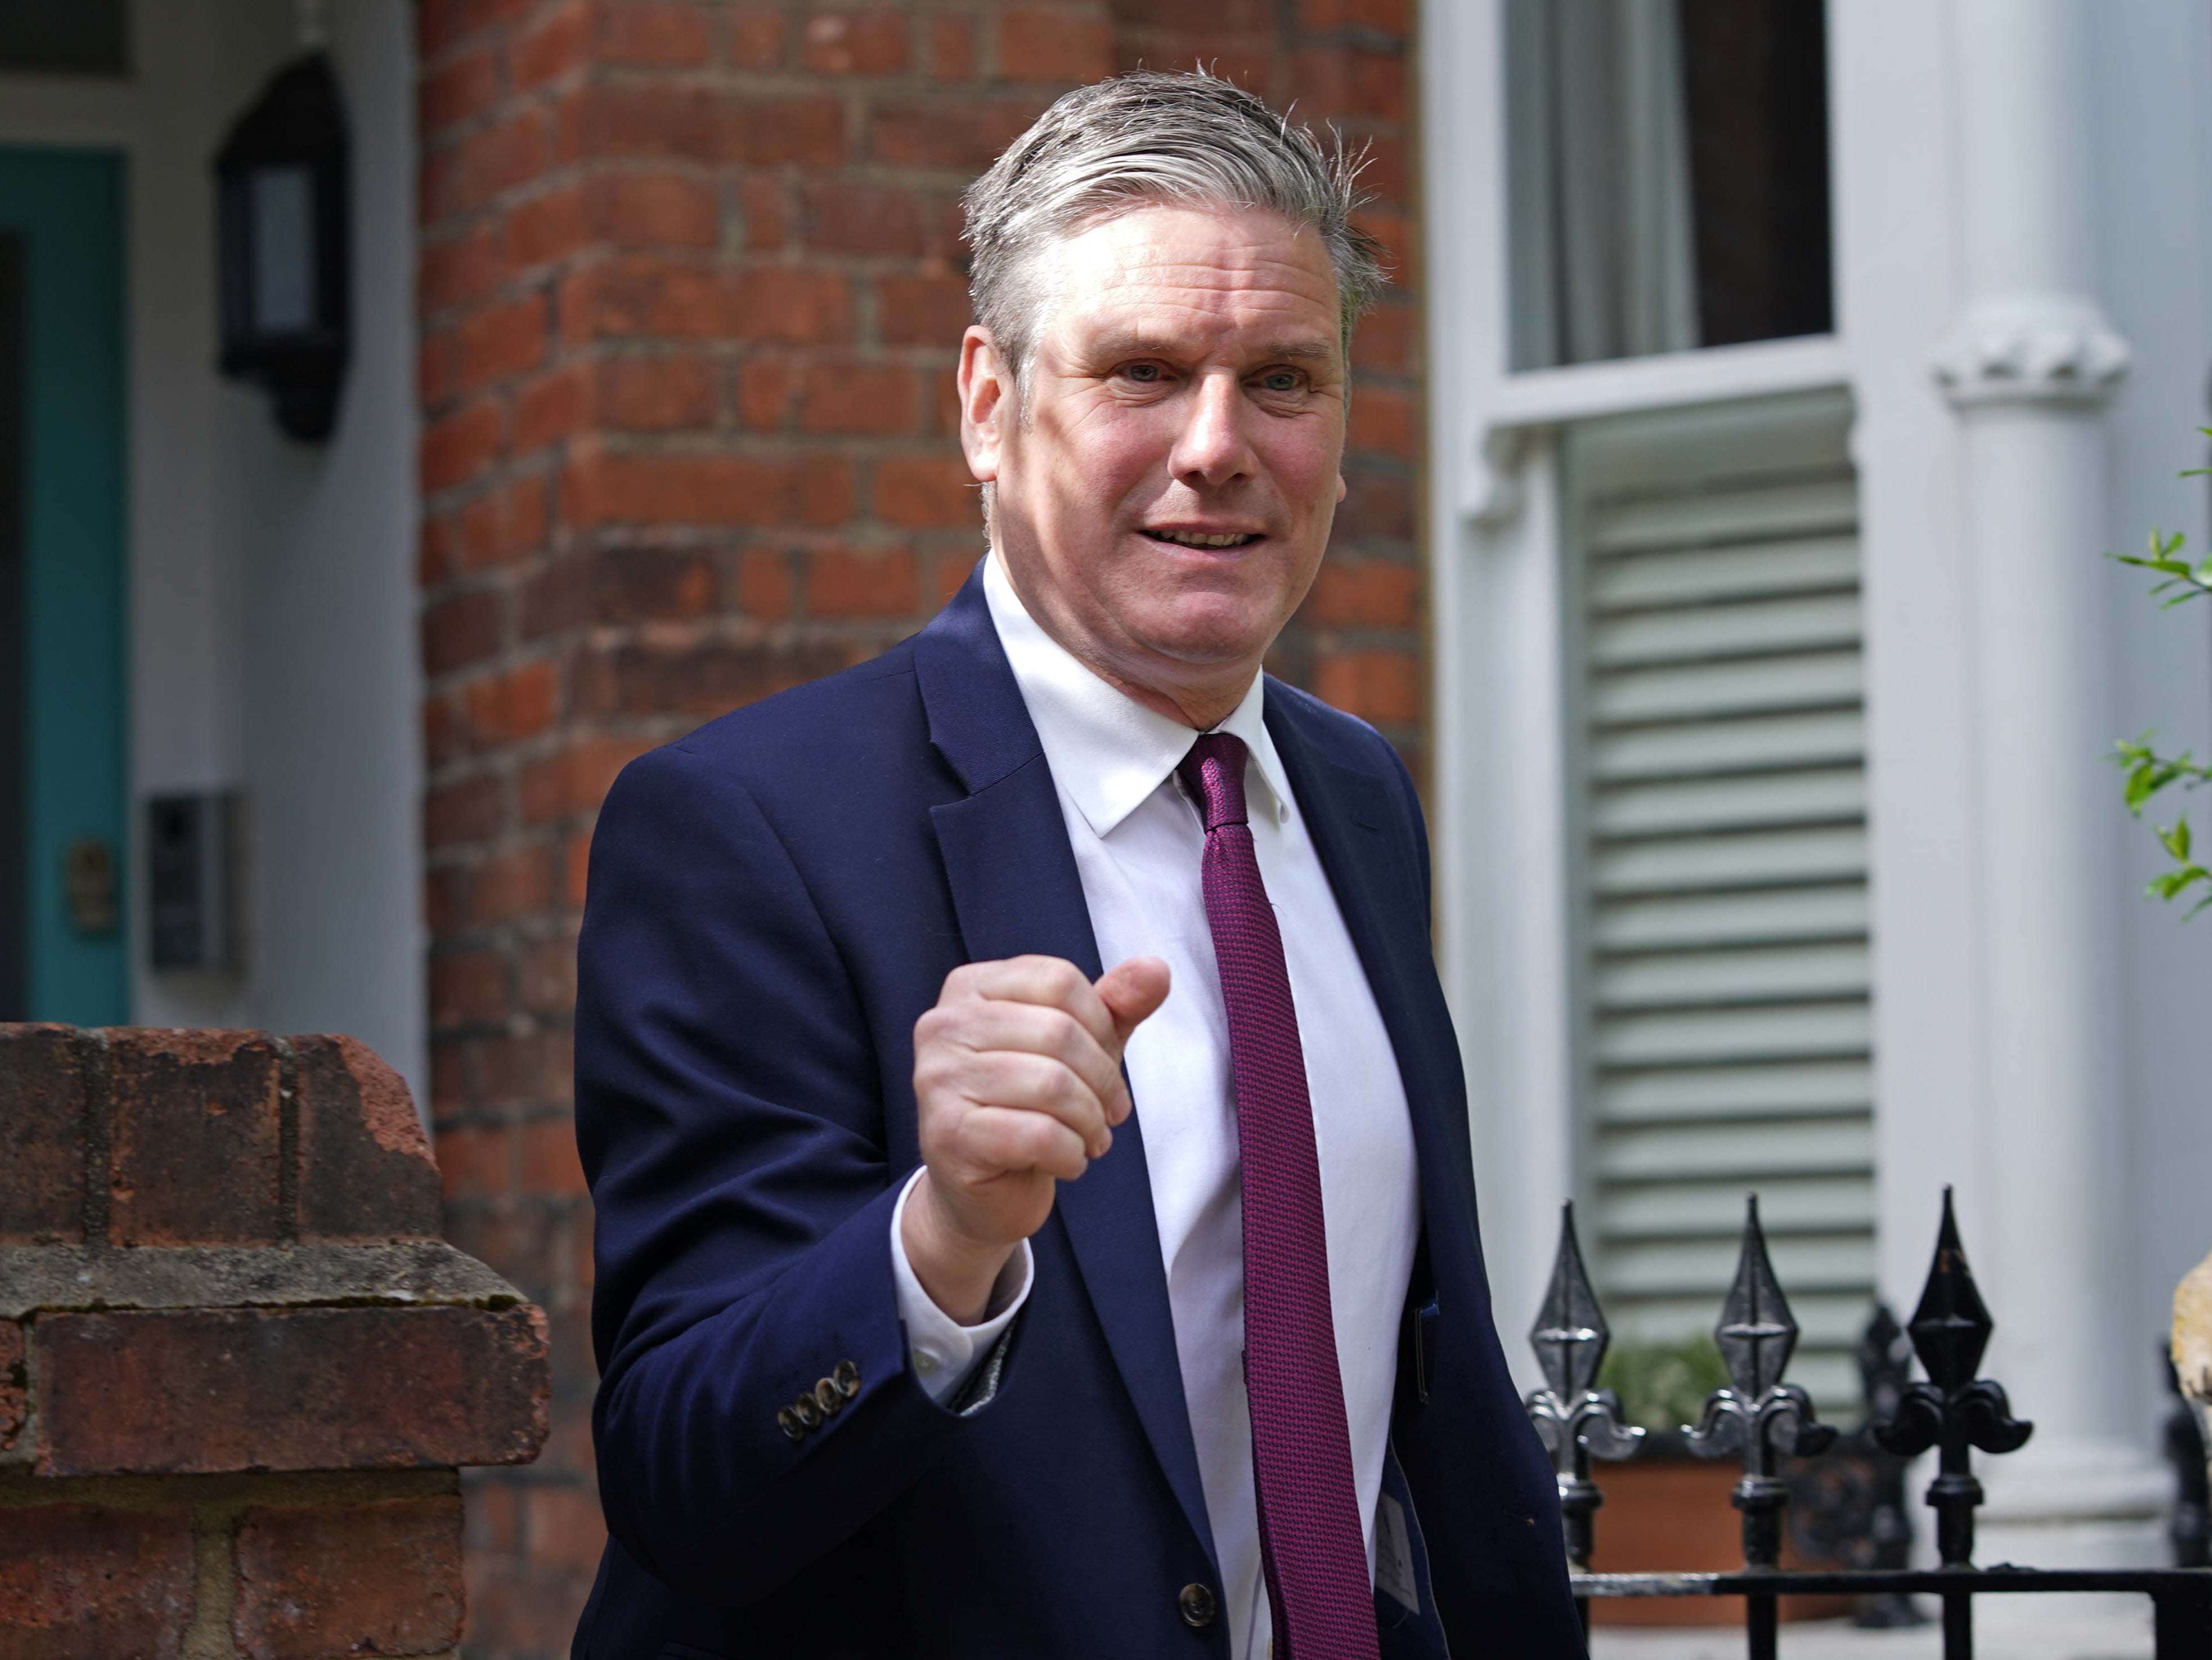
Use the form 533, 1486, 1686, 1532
573, 71, 1581, 1659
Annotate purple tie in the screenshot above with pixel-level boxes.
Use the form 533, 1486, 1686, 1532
1178, 732, 1379, 1660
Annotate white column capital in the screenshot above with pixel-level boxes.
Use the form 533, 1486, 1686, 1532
1933, 298, 2130, 411
1464, 424, 1533, 528
1938, 0, 2126, 413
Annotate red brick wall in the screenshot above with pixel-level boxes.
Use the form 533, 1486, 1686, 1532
413, 2, 1419, 1653
1112, 0, 1425, 734
0, 1024, 548, 1657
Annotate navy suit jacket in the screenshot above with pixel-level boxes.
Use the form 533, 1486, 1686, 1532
571, 569, 1582, 1659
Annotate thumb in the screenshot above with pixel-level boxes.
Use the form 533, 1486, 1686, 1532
1094, 956, 1171, 1047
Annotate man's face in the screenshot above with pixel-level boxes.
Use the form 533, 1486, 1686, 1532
960, 203, 1348, 714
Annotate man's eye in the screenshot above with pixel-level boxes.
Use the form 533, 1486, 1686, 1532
1123, 362, 1164, 383
1259, 371, 1304, 393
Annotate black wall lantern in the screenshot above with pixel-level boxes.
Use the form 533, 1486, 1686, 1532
215, 52, 349, 442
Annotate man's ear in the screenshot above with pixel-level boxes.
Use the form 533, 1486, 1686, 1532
958, 327, 1008, 484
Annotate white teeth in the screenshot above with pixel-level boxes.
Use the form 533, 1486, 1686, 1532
1151, 530, 1254, 548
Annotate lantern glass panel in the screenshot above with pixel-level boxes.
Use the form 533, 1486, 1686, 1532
251, 165, 316, 335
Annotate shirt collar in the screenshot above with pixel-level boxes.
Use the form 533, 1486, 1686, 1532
982, 550, 1294, 839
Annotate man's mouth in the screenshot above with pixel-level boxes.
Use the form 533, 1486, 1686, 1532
1142, 528, 1263, 549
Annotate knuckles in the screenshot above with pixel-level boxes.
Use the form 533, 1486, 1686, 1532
999, 954, 1089, 1008
1038, 1009, 1088, 1064
913, 959, 1114, 1149
913, 1003, 958, 1049
1038, 958, 1088, 1000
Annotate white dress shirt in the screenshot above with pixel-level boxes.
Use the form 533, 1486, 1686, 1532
891, 553, 1421, 1659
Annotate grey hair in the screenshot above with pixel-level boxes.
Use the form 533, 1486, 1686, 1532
961, 70, 1387, 392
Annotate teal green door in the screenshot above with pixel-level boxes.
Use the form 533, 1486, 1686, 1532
0, 149, 126, 1024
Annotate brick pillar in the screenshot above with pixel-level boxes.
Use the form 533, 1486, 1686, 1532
414, 3, 1120, 1651
0, 1023, 549, 1658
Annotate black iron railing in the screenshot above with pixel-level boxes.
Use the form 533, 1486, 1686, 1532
1525, 1188, 2212, 1659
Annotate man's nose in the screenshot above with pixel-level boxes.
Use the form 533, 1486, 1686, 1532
1167, 371, 1257, 489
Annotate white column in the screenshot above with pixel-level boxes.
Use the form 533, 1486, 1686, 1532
1935, 0, 2165, 1568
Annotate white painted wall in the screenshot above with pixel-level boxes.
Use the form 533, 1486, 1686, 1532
227, 0, 425, 1106
2089, 0, 2212, 1455
0, 0, 424, 1106
1423, 0, 2212, 1570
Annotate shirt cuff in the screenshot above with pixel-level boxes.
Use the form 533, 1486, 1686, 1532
889, 1168, 1033, 1406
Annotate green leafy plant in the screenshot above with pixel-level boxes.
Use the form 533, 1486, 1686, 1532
1598, 1336, 1729, 1436
2110, 431, 2212, 915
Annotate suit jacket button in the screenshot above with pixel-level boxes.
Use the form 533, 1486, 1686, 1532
833, 1359, 861, 1399
1177, 1583, 1217, 1629
776, 1408, 805, 1442
813, 1378, 843, 1416
792, 1393, 822, 1429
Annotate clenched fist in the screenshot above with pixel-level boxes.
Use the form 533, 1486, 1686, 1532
902, 954, 1171, 1324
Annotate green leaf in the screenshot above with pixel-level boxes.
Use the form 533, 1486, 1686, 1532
2160, 817, 2193, 862
2123, 756, 2183, 811
2147, 865, 2209, 902
1598, 1338, 1730, 1430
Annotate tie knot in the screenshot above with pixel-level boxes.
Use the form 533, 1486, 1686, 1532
1176, 731, 1249, 832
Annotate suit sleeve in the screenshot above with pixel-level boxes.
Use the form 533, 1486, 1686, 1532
576, 740, 999, 1604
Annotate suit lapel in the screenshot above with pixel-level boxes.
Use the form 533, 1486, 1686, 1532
914, 570, 1219, 1572
1264, 689, 1482, 1290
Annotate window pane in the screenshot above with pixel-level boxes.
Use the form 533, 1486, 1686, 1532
0, 0, 127, 76
1680, 0, 1833, 349
1506, 0, 1833, 370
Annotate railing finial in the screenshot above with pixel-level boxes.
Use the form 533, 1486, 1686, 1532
1872, 1187, 2032, 1569
1686, 1194, 1838, 1575
1525, 1201, 1642, 1571
1909, 1187, 1999, 1391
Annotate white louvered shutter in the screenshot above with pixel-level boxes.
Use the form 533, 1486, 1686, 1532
1563, 388, 1871, 1413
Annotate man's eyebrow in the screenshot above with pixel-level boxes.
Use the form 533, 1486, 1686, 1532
1079, 329, 1341, 366
1249, 338, 1339, 365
